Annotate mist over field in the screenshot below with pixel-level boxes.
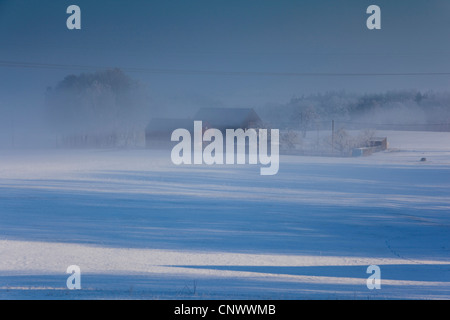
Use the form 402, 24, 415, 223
2, 1, 450, 149
2, 74, 450, 150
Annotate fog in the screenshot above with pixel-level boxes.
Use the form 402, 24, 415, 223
1, 72, 449, 150
2, 1, 450, 149
0, 98, 49, 149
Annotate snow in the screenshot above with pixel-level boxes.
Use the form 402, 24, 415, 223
0, 130, 449, 299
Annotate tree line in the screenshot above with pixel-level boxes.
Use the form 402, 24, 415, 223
258, 90, 450, 132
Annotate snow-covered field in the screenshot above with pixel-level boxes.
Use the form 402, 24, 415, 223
0, 130, 449, 299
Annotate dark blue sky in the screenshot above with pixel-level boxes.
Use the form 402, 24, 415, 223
1, 0, 450, 114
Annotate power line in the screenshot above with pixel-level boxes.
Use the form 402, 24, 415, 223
1, 60, 450, 77
336, 120, 450, 127
278, 120, 450, 126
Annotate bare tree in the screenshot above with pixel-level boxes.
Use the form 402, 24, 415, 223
45, 69, 151, 147
294, 105, 318, 138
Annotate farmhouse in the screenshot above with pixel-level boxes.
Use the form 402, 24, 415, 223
366, 137, 388, 151
145, 118, 194, 149
170, 120, 280, 175
352, 137, 388, 157
193, 108, 263, 132
145, 108, 264, 148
